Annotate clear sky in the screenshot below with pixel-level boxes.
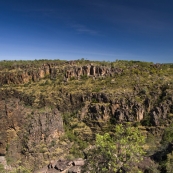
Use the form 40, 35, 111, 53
0, 0, 173, 63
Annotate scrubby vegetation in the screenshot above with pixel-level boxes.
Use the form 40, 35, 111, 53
0, 59, 173, 172
84, 124, 146, 173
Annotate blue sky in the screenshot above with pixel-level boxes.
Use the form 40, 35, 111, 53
0, 0, 173, 63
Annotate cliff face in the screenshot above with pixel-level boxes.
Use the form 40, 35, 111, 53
0, 62, 123, 85
0, 92, 64, 170
0, 60, 173, 172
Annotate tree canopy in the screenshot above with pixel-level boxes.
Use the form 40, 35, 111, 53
85, 124, 146, 173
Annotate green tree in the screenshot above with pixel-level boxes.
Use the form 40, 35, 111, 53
165, 151, 173, 173
161, 122, 173, 145
85, 124, 146, 173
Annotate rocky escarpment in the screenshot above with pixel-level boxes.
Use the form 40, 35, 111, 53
79, 90, 173, 136
0, 93, 64, 170
0, 62, 123, 85
65, 64, 123, 79
0, 60, 173, 172
2, 84, 173, 129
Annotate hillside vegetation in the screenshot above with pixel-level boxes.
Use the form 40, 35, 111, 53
0, 59, 173, 172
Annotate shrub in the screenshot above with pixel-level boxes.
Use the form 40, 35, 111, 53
85, 124, 146, 173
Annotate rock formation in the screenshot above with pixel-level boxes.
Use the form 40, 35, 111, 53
0, 60, 173, 172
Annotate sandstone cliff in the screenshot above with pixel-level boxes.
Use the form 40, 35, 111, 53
0, 60, 173, 172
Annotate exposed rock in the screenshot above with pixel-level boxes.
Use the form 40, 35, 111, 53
68, 166, 81, 173
0, 94, 64, 170
0, 63, 123, 86
72, 158, 85, 166
54, 160, 68, 171
36, 158, 85, 173
0, 156, 12, 171
151, 103, 170, 126
0, 60, 173, 172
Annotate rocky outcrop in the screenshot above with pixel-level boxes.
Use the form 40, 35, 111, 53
35, 158, 84, 173
78, 94, 146, 129
0, 63, 123, 85
65, 65, 123, 79
0, 64, 52, 85
151, 103, 170, 126
0, 94, 64, 170
0, 60, 173, 172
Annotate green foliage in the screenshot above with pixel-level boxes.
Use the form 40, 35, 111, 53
50, 140, 56, 147
165, 151, 173, 173
0, 164, 6, 173
69, 76, 76, 81
161, 123, 173, 145
1, 59, 173, 171
92, 87, 101, 92
141, 113, 151, 126
9, 166, 31, 173
62, 112, 88, 158
80, 74, 88, 80
0, 161, 32, 173
85, 124, 146, 173
91, 98, 98, 103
